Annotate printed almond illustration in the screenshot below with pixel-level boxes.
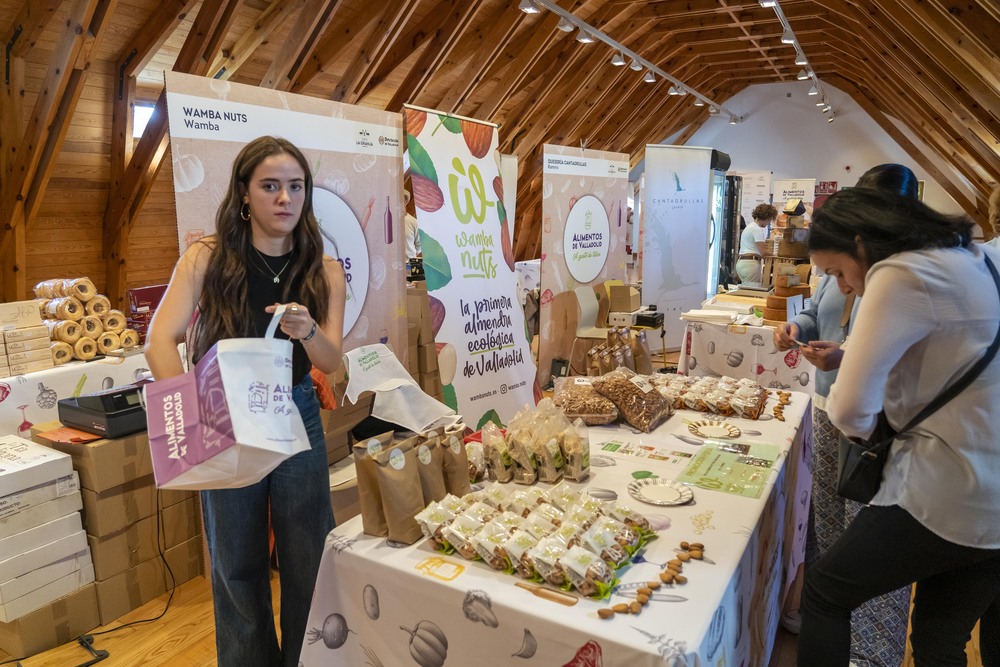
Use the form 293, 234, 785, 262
460, 120, 492, 159
406, 109, 427, 137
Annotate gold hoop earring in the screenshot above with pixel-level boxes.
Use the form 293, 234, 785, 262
240, 203, 250, 221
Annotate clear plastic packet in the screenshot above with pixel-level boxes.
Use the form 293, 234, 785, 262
704, 389, 735, 416
551, 520, 584, 549
592, 368, 674, 432
492, 511, 526, 535
482, 422, 516, 482
504, 489, 541, 517
483, 485, 509, 509
561, 420, 590, 482
443, 514, 484, 560
532, 436, 565, 484
580, 520, 629, 569
597, 515, 641, 554
561, 545, 615, 598
607, 502, 651, 531
529, 536, 568, 587
563, 504, 600, 531
552, 377, 619, 426
466, 441, 487, 483
414, 502, 457, 551
524, 511, 558, 540
504, 530, 540, 579
439, 493, 466, 515
507, 428, 538, 484
464, 501, 499, 524
531, 502, 565, 527
546, 483, 582, 511
472, 522, 512, 570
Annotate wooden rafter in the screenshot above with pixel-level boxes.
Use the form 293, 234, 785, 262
287, 1, 385, 94
210, 0, 306, 80
260, 0, 341, 91
356, 7, 453, 101
117, 0, 198, 79
2, 0, 64, 59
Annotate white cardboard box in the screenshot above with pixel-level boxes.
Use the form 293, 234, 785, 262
0, 530, 87, 583
0, 548, 91, 604
3, 338, 49, 353
0, 472, 79, 520
0, 436, 73, 498
0, 562, 94, 623
0, 513, 81, 562
0, 492, 82, 538
0, 302, 43, 331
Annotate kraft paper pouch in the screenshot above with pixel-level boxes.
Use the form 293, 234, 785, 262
508, 428, 538, 485
482, 422, 515, 483
373, 441, 425, 544
405, 434, 447, 504
632, 330, 653, 375
562, 419, 590, 482
353, 431, 394, 537
441, 423, 472, 496
598, 349, 615, 375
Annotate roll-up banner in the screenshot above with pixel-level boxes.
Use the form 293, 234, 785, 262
163, 71, 406, 358
772, 178, 817, 220
537, 145, 629, 383
729, 170, 773, 225
642, 145, 713, 349
403, 106, 536, 428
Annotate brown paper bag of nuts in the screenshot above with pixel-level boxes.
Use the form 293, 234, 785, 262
404, 433, 448, 504
373, 440, 425, 545
441, 423, 472, 496
353, 431, 394, 537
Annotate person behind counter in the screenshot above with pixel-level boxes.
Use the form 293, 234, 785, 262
404, 188, 421, 260
774, 163, 918, 666
145, 136, 345, 667
796, 187, 1000, 666
735, 203, 777, 284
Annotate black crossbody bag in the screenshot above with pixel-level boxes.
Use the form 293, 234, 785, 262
837, 254, 1000, 503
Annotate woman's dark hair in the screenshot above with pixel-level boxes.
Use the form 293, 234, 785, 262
191, 136, 330, 362
809, 187, 973, 266
752, 203, 777, 221
855, 163, 919, 200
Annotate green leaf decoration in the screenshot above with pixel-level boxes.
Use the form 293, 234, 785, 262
442, 383, 458, 411
440, 115, 461, 133
631, 470, 657, 480
496, 198, 507, 225
477, 409, 502, 431
406, 135, 437, 184
418, 229, 453, 292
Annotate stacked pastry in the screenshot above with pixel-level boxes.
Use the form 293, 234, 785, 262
34, 278, 140, 363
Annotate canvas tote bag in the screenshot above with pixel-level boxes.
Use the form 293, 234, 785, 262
145, 305, 311, 490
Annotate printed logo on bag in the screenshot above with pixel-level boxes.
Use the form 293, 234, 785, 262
248, 382, 269, 413
418, 445, 432, 465
449, 436, 462, 454
367, 438, 383, 457
389, 448, 406, 470
162, 391, 188, 459
273, 354, 291, 368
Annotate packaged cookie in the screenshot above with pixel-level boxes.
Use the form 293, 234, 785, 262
552, 377, 618, 426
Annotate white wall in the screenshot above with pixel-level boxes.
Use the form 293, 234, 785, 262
632, 80, 977, 216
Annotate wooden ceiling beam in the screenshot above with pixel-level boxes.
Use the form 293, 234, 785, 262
330, 1, 420, 103
357, 6, 454, 101
210, 0, 306, 80
435, 2, 524, 113
261, 0, 341, 90
288, 1, 384, 94
378, 0, 483, 112
2, 0, 64, 58
910, 1, 1000, 91
117, 0, 198, 79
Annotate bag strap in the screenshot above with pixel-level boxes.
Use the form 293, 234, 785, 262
884, 254, 1000, 440
264, 304, 288, 339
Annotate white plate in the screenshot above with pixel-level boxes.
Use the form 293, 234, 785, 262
628, 479, 694, 506
688, 419, 741, 439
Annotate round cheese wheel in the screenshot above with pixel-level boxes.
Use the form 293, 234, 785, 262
766, 295, 789, 310
775, 284, 811, 298
763, 307, 788, 321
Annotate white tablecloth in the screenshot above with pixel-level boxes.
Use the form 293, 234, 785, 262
0, 353, 150, 437
302, 392, 813, 667
679, 321, 816, 394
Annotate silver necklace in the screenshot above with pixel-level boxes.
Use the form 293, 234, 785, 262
253, 245, 292, 284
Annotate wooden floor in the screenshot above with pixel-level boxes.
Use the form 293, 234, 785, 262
1, 574, 985, 666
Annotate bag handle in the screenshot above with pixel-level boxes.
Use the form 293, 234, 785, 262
870, 253, 1000, 447
264, 304, 288, 339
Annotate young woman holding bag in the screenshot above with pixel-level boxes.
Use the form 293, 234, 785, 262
146, 136, 345, 666
797, 186, 1000, 666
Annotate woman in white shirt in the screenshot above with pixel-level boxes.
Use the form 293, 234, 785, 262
735, 203, 776, 283
797, 187, 1000, 666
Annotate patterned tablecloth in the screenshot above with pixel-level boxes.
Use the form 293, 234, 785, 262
302, 391, 813, 667
0, 353, 150, 437
679, 321, 816, 394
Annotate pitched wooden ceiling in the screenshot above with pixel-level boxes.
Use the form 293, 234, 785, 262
1, 0, 998, 301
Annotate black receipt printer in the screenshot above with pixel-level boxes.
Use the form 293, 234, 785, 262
57, 383, 148, 438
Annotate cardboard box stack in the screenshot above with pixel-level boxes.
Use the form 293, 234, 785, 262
1, 301, 51, 377
126, 284, 168, 345
0, 435, 96, 657
29, 422, 202, 626
407, 282, 444, 401
320, 391, 375, 467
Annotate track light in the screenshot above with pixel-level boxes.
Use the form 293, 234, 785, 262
643, 70, 656, 83
808, 85, 818, 95
708, 106, 718, 114
576, 28, 594, 43
729, 118, 738, 125
781, 29, 796, 44
796, 69, 809, 80
815, 97, 826, 106
518, 0, 540, 14
758, 0, 777, 7
827, 114, 835, 123
667, 85, 679, 95
556, 17, 573, 31
693, 99, 705, 107
822, 105, 832, 112
795, 51, 807, 66
611, 51, 625, 66
629, 58, 643, 71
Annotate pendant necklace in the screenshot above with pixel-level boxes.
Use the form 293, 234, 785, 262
253, 245, 292, 284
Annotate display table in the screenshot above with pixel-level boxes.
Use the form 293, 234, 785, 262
302, 392, 812, 667
0, 353, 150, 437
679, 321, 815, 394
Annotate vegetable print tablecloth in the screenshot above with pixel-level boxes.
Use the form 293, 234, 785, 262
679, 321, 816, 394
302, 391, 812, 667
0, 354, 150, 437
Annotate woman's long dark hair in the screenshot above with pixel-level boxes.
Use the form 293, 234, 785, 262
191, 136, 330, 362
809, 187, 974, 266
854, 163, 919, 200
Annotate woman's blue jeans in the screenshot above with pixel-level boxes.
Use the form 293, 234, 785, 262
201, 375, 335, 666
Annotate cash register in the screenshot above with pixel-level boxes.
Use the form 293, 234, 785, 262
57, 383, 147, 438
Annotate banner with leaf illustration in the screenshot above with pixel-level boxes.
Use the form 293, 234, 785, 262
164, 72, 406, 361
537, 145, 629, 383
404, 106, 537, 428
